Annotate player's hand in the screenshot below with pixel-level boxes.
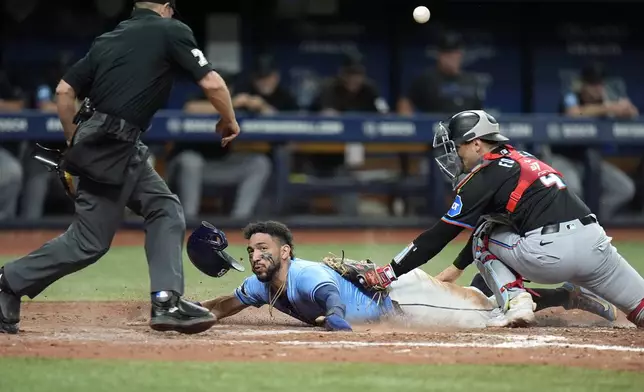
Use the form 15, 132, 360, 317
607, 99, 636, 119
232, 93, 250, 108
373, 264, 397, 289
246, 95, 266, 111
435, 265, 464, 283
323, 314, 353, 332
216, 118, 240, 147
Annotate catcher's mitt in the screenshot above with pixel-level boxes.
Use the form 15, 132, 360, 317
322, 251, 389, 293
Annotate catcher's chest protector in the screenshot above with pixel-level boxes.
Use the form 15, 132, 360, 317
483, 146, 562, 213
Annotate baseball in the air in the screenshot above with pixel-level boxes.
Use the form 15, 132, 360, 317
413, 6, 430, 24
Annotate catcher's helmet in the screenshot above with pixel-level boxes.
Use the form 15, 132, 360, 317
31, 144, 76, 199
433, 110, 508, 185
187, 221, 245, 278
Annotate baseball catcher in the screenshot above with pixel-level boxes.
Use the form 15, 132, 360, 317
340, 109, 644, 328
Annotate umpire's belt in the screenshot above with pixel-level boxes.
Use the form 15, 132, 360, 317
540, 214, 598, 235
62, 112, 144, 186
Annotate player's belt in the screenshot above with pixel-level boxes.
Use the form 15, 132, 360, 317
540, 215, 598, 235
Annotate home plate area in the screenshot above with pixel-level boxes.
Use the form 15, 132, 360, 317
0, 301, 643, 372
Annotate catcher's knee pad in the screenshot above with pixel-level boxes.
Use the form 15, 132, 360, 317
627, 298, 644, 327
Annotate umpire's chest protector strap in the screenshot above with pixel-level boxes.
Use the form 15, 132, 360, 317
483, 145, 562, 213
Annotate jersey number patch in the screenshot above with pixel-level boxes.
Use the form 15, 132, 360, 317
539, 173, 566, 189
191, 49, 208, 67
447, 195, 463, 217
498, 158, 515, 168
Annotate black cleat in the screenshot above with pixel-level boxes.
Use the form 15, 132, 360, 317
0, 272, 21, 335
149, 291, 216, 335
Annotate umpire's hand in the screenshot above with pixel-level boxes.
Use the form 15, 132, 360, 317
216, 118, 240, 147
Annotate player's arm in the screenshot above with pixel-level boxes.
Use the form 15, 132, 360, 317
58, 54, 93, 143
377, 166, 497, 287
200, 295, 248, 320
312, 284, 352, 331
385, 219, 463, 280
300, 268, 352, 331
562, 92, 611, 117
166, 22, 236, 123
397, 74, 427, 115
316, 82, 339, 113
199, 276, 267, 320
435, 234, 474, 283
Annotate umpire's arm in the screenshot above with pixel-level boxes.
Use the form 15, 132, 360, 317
57, 54, 93, 143
166, 21, 236, 122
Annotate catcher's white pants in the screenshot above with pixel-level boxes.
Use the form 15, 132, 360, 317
388, 269, 500, 329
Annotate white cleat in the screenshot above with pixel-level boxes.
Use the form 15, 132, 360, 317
486, 307, 511, 327
504, 291, 537, 328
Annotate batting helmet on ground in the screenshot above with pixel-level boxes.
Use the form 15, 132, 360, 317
187, 221, 245, 278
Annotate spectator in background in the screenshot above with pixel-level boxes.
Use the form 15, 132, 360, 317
397, 32, 483, 115
0, 69, 25, 220
307, 53, 388, 216
19, 61, 73, 220
545, 62, 636, 218
231, 55, 298, 114
311, 52, 389, 114
167, 64, 275, 220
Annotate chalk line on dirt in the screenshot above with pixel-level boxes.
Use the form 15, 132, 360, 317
278, 340, 644, 353
17, 328, 644, 353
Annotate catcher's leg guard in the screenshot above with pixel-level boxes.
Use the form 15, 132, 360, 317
472, 221, 527, 312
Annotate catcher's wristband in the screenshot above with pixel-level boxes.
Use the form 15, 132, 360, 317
377, 264, 397, 288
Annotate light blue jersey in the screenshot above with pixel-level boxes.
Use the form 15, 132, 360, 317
234, 258, 394, 325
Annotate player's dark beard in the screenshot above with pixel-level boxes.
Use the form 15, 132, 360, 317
255, 251, 280, 283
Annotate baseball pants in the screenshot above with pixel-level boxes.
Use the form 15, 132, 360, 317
2, 143, 186, 299
487, 216, 644, 316
388, 269, 497, 329
167, 150, 271, 219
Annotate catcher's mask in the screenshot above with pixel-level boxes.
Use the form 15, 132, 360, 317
31, 143, 76, 198
187, 221, 245, 278
432, 110, 508, 187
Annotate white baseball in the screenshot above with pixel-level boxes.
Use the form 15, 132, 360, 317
413, 6, 430, 24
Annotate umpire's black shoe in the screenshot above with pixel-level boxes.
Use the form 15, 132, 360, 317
0, 271, 20, 334
149, 291, 216, 335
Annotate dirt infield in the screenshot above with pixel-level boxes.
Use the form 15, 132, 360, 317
1, 229, 643, 370
0, 301, 643, 371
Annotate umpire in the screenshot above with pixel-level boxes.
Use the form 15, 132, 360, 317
0, 0, 240, 335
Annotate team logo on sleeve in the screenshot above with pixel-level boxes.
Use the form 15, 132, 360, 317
446, 195, 463, 217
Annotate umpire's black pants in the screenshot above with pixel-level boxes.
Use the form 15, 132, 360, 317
2, 142, 186, 299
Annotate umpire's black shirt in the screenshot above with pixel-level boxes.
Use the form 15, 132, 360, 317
63, 8, 213, 129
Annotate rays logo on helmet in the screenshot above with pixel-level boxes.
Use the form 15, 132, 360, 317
447, 195, 463, 217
